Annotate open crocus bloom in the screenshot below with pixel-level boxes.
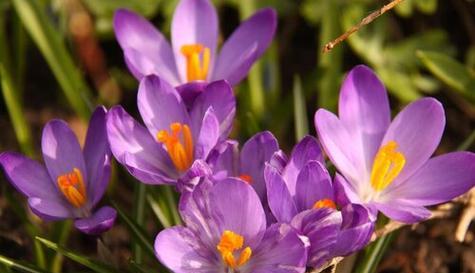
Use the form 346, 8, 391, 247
155, 178, 308, 273
106, 75, 235, 190
315, 65, 475, 223
0, 107, 116, 235
113, 0, 277, 86
265, 136, 373, 268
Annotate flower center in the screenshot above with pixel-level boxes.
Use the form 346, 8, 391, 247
238, 174, 253, 184
217, 230, 252, 269
370, 141, 406, 192
157, 122, 194, 172
180, 44, 210, 82
313, 198, 337, 209
57, 168, 87, 208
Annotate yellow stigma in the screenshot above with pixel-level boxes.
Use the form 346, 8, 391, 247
157, 123, 194, 172
313, 198, 337, 209
57, 168, 87, 208
180, 44, 210, 82
217, 230, 252, 269
370, 141, 406, 191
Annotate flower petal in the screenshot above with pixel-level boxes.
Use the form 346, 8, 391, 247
176, 159, 212, 194
0, 152, 59, 200
106, 106, 177, 184
28, 197, 75, 220
190, 80, 235, 140
333, 173, 362, 206
171, 0, 218, 82
295, 161, 333, 212
315, 109, 366, 188
213, 8, 277, 85
243, 224, 307, 273
282, 136, 323, 194
113, 9, 179, 84
138, 75, 190, 136
385, 151, 475, 206
195, 107, 220, 160
265, 165, 298, 223
176, 81, 207, 109
381, 98, 445, 187
155, 226, 218, 273
338, 65, 390, 175
83, 106, 111, 207
241, 131, 279, 199
207, 140, 240, 180
375, 200, 431, 223
290, 209, 341, 268
41, 120, 87, 190
74, 206, 117, 235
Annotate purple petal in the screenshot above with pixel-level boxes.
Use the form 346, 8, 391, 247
315, 109, 365, 188
171, 0, 218, 82
83, 106, 111, 207
74, 206, 117, 235
0, 152, 59, 201
28, 197, 75, 220
243, 224, 307, 273
282, 136, 324, 194
265, 165, 298, 223
41, 120, 87, 190
176, 81, 207, 109
338, 65, 390, 175
106, 106, 177, 184
295, 161, 333, 212
213, 8, 277, 85
290, 209, 341, 268
176, 160, 212, 194
375, 200, 431, 223
195, 107, 220, 160
190, 80, 236, 140
113, 9, 179, 84
385, 152, 475, 206
155, 226, 218, 272
333, 173, 362, 206
332, 204, 374, 257
138, 75, 190, 136
269, 150, 289, 174
207, 140, 239, 180
381, 98, 445, 187
241, 131, 279, 199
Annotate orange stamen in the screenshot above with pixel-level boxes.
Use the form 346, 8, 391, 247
57, 168, 87, 208
313, 198, 337, 209
217, 230, 252, 269
238, 174, 253, 184
180, 44, 210, 82
157, 123, 194, 172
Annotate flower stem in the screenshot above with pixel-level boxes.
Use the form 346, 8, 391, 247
352, 232, 396, 273
133, 183, 147, 263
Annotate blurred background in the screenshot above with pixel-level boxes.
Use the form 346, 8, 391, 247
0, 0, 474, 272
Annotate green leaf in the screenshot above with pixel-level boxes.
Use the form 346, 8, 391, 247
133, 183, 148, 263
111, 201, 156, 258
417, 50, 475, 101
35, 237, 117, 273
11, 0, 93, 119
292, 75, 308, 141
0, 255, 49, 273
353, 233, 396, 273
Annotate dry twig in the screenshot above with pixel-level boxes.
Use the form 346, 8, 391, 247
322, 0, 405, 53
455, 188, 475, 242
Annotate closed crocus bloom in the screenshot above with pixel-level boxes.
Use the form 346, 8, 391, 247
106, 75, 235, 191
265, 136, 374, 268
315, 65, 475, 223
113, 0, 277, 86
155, 178, 308, 273
0, 107, 116, 235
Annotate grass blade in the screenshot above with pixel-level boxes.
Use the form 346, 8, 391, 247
132, 183, 147, 263
292, 75, 309, 141
0, 255, 49, 273
352, 233, 396, 273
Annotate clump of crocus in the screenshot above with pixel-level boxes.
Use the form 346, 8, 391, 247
113, 0, 276, 86
0, 107, 116, 235
265, 136, 374, 268
315, 65, 475, 223
107, 75, 235, 191
155, 178, 308, 273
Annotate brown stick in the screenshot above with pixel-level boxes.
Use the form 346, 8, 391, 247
322, 0, 405, 53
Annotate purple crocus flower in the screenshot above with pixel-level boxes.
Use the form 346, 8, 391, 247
155, 178, 308, 273
0, 107, 116, 235
113, 0, 277, 86
315, 65, 475, 223
265, 136, 374, 268
106, 75, 235, 190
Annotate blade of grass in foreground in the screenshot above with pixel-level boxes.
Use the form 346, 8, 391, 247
0, 255, 49, 273
293, 75, 309, 141
11, 0, 93, 119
